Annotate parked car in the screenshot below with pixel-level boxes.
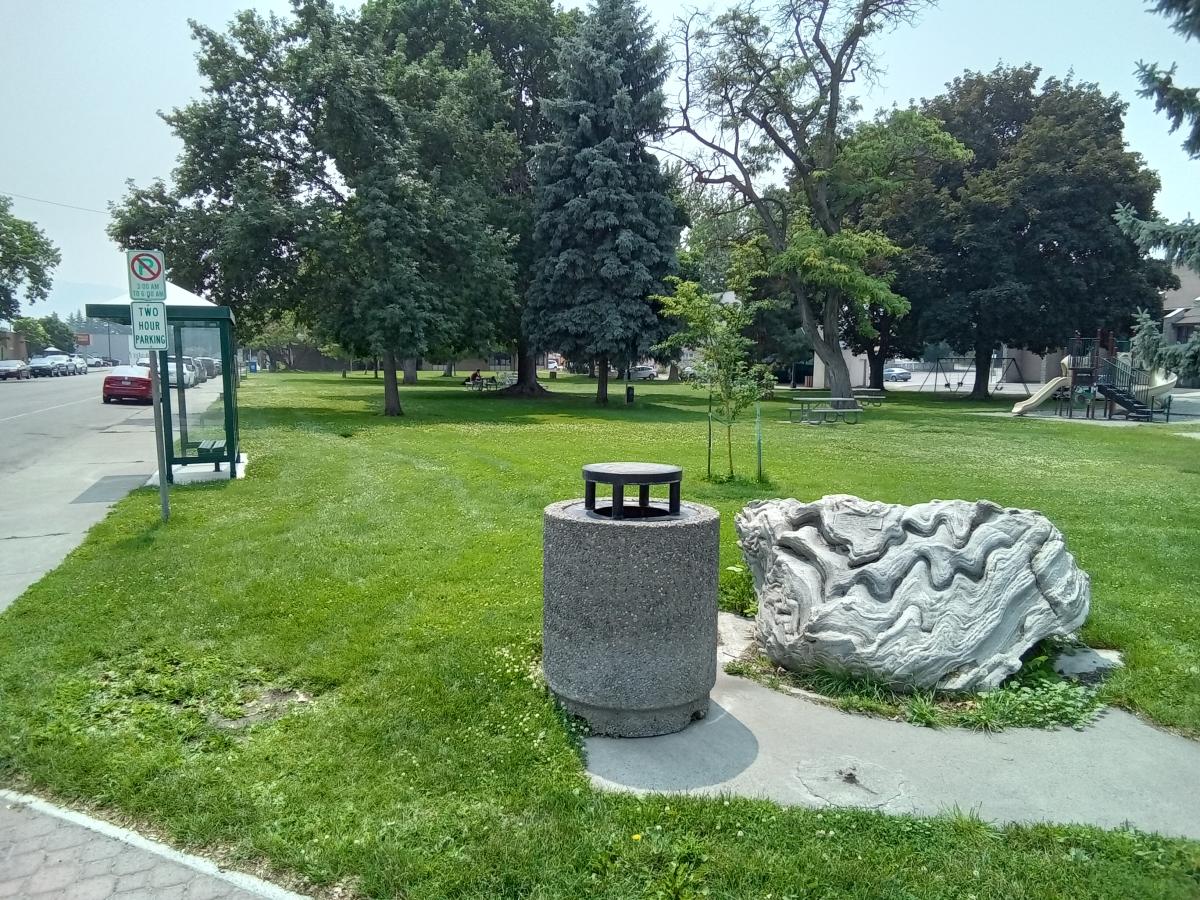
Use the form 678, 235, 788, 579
183, 355, 206, 384
195, 356, 218, 378
0, 360, 31, 380
70, 355, 89, 374
102, 365, 153, 404
87, 357, 107, 368
29, 355, 67, 377
163, 356, 198, 387
883, 366, 912, 382
630, 364, 658, 381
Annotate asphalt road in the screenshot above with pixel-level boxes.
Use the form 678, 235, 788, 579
0, 373, 160, 612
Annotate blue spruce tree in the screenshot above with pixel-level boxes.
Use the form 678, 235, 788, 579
526, 0, 680, 403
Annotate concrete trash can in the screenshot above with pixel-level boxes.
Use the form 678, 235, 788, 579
542, 463, 719, 737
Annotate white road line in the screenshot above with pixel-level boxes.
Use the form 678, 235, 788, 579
0, 397, 95, 423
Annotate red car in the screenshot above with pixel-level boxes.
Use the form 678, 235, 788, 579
102, 366, 153, 404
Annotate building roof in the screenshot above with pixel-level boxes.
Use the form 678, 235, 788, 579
1164, 266, 1200, 311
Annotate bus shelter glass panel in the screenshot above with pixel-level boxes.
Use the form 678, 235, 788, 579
158, 321, 239, 478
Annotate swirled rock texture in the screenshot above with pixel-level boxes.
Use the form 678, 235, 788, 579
735, 495, 1090, 692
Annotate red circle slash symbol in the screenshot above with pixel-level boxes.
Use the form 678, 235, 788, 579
131, 253, 162, 282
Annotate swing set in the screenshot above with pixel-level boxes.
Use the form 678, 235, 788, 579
918, 356, 1033, 397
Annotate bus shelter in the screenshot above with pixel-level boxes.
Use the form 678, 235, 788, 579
87, 283, 241, 481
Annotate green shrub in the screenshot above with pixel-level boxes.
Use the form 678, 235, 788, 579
717, 565, 756, 617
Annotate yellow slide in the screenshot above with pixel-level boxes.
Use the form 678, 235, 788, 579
1012, 375, 1070, 415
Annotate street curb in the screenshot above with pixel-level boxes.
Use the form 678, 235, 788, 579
0, 789, 309, 899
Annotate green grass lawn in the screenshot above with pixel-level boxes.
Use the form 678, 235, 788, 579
1, 372, 1198, 898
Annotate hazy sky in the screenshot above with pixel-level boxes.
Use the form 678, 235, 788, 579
1, 0, 1197, 317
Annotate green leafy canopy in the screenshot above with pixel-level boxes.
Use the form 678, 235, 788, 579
0, 195, 61, 321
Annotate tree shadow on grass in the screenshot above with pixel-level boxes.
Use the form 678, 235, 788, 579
239, 376, 716, 430
238, 374, 1012, 438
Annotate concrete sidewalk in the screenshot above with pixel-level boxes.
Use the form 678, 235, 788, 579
586, 616, 1200, 839
0, 791, 306, 900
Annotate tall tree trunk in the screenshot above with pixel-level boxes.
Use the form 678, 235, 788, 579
815, 340, 852, 405
501, 336, 550, 396
971, 343, 994, 400
866, 347, 885, 390
373, 356, 379, 379
596, 355, 609, 405
667, 362, 681, 382
382, 352, 403, 416
442, 362, 454, 377
402, 358, 418, 385
787, 275, 853, 406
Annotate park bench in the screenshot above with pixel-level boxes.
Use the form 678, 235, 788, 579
196, 438, 228, 471
464, 378, 498, 392
787, 397, 863, 425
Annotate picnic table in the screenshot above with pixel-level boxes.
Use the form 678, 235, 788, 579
853, 388, 886, 408
464, 377, 499, 391
787, 396, 863, 425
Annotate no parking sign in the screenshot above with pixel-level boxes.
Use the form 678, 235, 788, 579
126, 249, 166, 301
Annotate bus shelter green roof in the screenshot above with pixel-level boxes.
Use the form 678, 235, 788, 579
86, 283, 235, 325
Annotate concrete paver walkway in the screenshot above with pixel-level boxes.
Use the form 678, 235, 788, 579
0, 791, 305, 900
586, 616, 1200, 839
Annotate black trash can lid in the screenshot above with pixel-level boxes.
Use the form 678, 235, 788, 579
583, 462, 681, 485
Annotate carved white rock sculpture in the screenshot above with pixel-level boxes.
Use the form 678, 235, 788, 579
734, 495, 1090, 692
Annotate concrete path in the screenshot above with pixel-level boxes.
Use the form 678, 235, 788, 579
0, 374, 224, 612
0, 375, 157, 612
0, 791, 305, 899
586, 617, 1200, 839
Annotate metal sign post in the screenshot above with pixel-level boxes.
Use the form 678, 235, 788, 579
148, 355, 170, 521
129, 253, 170, 521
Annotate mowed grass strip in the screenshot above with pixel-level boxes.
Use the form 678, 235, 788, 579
0, 372, 1197, 898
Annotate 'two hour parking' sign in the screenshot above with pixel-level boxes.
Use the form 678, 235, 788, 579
130, 301, 168, 351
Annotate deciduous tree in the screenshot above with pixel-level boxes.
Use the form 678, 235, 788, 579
883, 67, 1174, 398
363, 0, 577, 395
0, 196, 60, 321
673, 0, 937, 399
11, 316, 50, 353
655, 278, 771, 479
111, 2, 516, 416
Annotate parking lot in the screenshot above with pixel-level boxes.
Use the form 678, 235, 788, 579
0, 369, 222, 611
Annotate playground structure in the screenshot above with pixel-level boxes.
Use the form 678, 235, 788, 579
1012, 337, 1177, 422
918, 356, 1033, 396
